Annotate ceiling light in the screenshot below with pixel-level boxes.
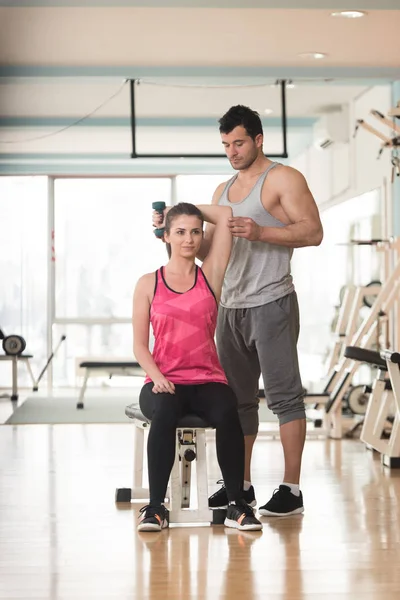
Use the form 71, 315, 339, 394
298, 52, 327, 60
264, 108, 273, 115
331, 10, 366, 19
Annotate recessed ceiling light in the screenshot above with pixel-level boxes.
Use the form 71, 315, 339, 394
331, 10, 366, 19
298, 52, 327, 60
264, 108, 273, 115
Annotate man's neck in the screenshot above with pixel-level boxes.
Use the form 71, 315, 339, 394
236, 155, 273, 182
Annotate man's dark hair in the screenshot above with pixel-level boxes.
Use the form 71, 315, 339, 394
218, 105, 263, 140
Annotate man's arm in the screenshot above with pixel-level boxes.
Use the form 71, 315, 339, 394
229, 167, 323, 248
196, 181, 227, 261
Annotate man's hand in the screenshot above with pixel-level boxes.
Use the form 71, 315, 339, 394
228, 217, 262, 241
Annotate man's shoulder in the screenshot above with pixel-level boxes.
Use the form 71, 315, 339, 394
212, 179, 231, 204
267, 164, 306, 188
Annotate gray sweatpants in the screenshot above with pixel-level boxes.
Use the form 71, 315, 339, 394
216, 292, 305, 435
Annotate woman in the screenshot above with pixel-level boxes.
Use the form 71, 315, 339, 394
133, 202, 262, 532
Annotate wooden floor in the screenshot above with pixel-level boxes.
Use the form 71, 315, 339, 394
0, 423, 400, 600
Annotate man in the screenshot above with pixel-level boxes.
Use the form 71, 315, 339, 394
199, 105, 323, 516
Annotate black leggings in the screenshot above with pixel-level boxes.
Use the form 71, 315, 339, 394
140, 382, 245, 505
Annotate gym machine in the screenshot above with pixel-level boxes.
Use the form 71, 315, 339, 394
354, 105, 400, 179
305, 236, 400, 437
323, 238, 400, 438
0, 328, 66, 401
344, 346, 400, 468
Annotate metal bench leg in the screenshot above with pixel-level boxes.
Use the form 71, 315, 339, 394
169, 430, 182, 519
195, 429, 213, 522
131, 423, 150, 499
77, 369, 89, 409
11, 356, 18, 401
170, 428, 212, 525
25, 359, 37, 390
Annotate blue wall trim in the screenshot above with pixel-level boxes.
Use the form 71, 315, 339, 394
0, 156, 239, 176
0, 160, 290, 176
0, 1, 398, 9
0, 116, 316, 129
1, 66, 400, 81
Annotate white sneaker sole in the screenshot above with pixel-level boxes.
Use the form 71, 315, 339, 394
258, 507, 304, 517
137, 520, 169, 532
224, 518, 263, 531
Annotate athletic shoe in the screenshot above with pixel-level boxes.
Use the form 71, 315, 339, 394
259, 485, 304, 517
137, 504, 169, 532
224, 500, 263, 531
209, 480, 257, 509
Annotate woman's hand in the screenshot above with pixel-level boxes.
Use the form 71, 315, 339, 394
152, 375, 176, 395
152, 206, 171, 230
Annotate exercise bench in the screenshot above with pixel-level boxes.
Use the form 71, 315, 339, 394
116, 404, 216, 526
344, 346, 400, 468
77, 360, 145, 409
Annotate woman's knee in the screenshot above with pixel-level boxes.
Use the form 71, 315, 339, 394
140, 389, 181, 427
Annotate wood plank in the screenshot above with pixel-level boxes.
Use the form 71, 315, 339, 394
0, 424, 399, 599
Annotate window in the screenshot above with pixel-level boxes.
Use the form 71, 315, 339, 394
53, 178, 171, 386
54, 178, 171, 319
176, 174, 230, 205
292, 189, 382, 384
0, 176, 48, 388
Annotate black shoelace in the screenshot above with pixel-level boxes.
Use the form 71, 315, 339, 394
139, 504, 164, 519
208, 479, 225, 500
234, 499, 255, 518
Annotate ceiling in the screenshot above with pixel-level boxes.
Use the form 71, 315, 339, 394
0, 7, 399, 72
0, 2, 398, 168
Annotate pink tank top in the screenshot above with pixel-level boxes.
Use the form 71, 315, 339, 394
144, 266, 228, 386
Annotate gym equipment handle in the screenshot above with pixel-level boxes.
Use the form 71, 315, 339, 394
380, 349, 400, 364
152, 201, 166, 239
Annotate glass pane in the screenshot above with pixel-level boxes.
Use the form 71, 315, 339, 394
0, 176, 48, 389
292, 189, 382, 384
52, 323, 144, 388
176, 174, 230, 205
54, 178, 171, 319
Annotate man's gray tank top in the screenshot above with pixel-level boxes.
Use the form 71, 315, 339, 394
218, 162, 294, 309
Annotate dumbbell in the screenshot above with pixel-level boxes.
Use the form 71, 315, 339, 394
152, 201, 166, 238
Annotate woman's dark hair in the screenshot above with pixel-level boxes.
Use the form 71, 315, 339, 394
219, 105, 263, 140
164, 202, 204, 258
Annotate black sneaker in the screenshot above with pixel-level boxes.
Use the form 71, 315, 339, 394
224, 500, 263, 531
259, 485, 304, 517
209, 480, 257, 509
137, 504, 169, 532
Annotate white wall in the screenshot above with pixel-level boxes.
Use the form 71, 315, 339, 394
291, 85, 393, 213
290, 85, 394, 387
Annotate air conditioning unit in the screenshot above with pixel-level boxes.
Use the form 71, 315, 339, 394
313, 107, 349, 150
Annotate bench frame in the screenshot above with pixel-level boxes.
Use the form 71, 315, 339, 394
76, 361, 144, 409
361, 358, 400, 467
118, 415, 213, 525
